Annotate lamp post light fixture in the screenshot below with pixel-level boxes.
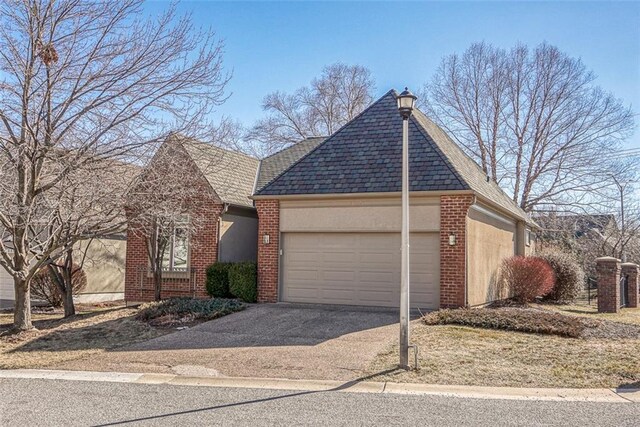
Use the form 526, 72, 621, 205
397, 87, 417, 370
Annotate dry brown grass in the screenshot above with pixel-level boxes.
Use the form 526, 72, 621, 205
539, 303, 640, 326
0, 304, 166, 370
369, 322, 640, 388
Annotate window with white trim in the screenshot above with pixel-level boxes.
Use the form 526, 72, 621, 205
162, 218, 189, 271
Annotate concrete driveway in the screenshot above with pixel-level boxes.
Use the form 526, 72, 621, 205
56, 304, 401, 381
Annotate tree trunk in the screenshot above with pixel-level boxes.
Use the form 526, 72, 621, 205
63, 286, 76, 317
61, 250, 76, 317
153, 268, 162, 301
13, 277, 33, 331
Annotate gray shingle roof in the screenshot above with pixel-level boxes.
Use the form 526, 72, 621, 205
257, 90, 528, 221
180, 139, 259, 208
255, 137, 326, 191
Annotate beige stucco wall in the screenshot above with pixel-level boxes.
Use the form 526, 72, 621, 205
74, 238, 126, 301
219, 208, 258, 262
466, 205, 516, 306
280, 196, 440, 233
0, 265, 13, 309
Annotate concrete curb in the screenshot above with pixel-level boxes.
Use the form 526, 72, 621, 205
1, 369, 638, 403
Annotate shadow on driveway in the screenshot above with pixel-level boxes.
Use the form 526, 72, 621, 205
123, 304, 400, 352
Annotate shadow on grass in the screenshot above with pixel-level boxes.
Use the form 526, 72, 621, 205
4, 308, 156, 353
617, 381, 640, 390
0, 306, 128, 335
93, 368, 403, 426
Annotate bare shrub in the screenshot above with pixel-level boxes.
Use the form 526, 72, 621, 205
30, 266, 87, 308
501, 256, 555, 303
538, 248, 585, 303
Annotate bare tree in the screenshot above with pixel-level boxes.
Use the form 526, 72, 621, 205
423, 42, 635, 212
247, 63, 375, 156
0, 0, 229, 330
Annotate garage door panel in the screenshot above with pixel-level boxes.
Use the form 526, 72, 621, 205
282, 232, 439, 309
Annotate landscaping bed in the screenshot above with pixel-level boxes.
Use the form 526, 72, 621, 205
369, 305, 640, 388
423, 306, 640, 339
136, 297, 245, 327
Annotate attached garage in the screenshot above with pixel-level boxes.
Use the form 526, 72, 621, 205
253, 90, 533, 309
281, 232, 439, 309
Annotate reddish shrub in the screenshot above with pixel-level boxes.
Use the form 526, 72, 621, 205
501, 256, 555, 303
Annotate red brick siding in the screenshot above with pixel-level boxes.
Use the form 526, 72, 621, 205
440, 194, 474, 308
596, 257, 621, 313
124, 204, 223, 303
256, 199, 280, 303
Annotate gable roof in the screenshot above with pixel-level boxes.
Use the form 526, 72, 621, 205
179, 139, 260, 208
255, 137, 326, 191
256, 90, 528, 221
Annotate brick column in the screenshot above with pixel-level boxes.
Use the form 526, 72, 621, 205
621, 262, 639, 309
596, 257, 621, 313
189, 203, 224, 298
124, 217, 147, 303
440, 194, 475, 308
256, 199, 280, 303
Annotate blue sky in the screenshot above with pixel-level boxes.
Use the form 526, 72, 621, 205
145, 0, 640, 148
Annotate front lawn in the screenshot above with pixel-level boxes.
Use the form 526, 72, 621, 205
0, 298, 244, 370
369, 305, 640, 389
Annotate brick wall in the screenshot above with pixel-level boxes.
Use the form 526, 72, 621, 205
256, 199, 280, 303
621, 262, 639, 309
124, 204, 223, 303
440, 194, 475, 308
596, 257, 621, 313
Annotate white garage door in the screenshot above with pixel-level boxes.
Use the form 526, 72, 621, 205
281, 232, 439, 309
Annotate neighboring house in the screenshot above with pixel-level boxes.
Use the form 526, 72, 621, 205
253, 90, 534, 309
0, 267, 12, 309
535, 213, 617, 241
125, 89, 534, 309
0, 238, 127, 309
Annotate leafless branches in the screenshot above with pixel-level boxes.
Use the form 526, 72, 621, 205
0, 0, 229, 330
246, 63, 375, 157
423, 42, 635, 212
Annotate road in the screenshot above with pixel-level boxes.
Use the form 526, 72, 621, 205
1, 378, 638, 426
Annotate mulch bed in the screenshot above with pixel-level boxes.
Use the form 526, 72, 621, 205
423, 307, 640, 339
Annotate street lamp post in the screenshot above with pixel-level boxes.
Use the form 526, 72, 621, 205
397, 88, 417, 370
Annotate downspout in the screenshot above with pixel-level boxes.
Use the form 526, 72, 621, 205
464, 195, 477, 307
217, 203, 230, 262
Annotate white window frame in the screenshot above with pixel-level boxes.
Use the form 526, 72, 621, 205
162, 217, 190, 272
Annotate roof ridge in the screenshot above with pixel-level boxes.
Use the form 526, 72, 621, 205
409, 111, 470, 191
261, 136, 327, 161
412, 109, 528, 219
179, 135, 260, 163
257, 89, 398, 195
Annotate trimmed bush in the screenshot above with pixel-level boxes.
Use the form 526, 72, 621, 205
538, 248, 585, 303
501, 256, 555, 303
423, 308, 586, 338
31, 264, 87, 307
206, 262, 233, 298
229, 262, 257, 303
136, 297, 245, 326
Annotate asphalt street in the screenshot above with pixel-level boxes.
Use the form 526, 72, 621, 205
1, 378, 639, 426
